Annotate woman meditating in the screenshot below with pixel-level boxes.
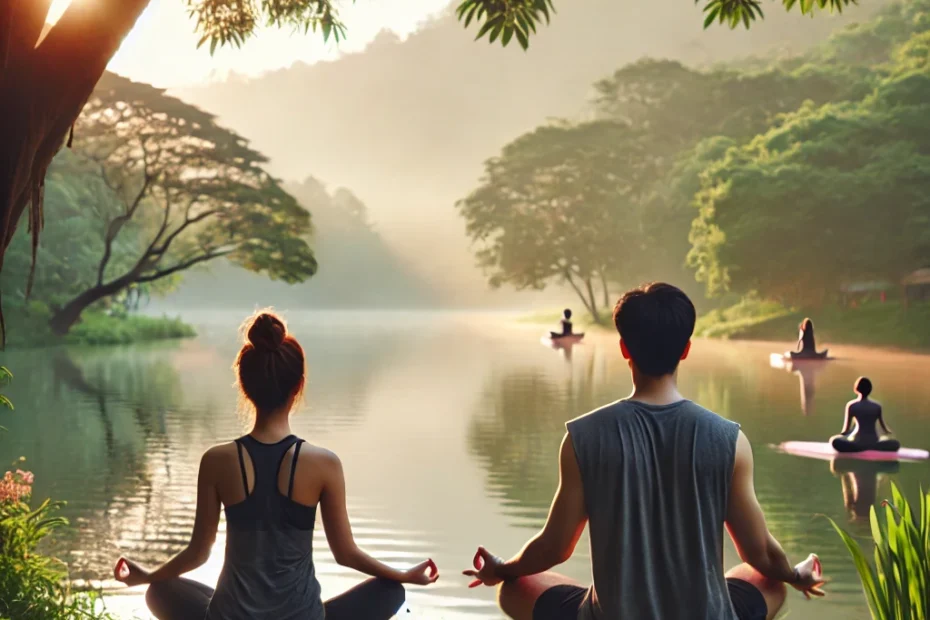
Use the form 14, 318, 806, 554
113, 310, 439, 619
790, 318, 828, 359
831, 377, 900, 453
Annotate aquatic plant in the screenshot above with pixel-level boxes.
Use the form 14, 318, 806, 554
0, 471, 115, 620
830, 483, 929, 619
0, 366, 11, 410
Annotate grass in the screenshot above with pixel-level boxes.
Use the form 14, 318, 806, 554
3, 301, 195, 349
694, 296, 930, 351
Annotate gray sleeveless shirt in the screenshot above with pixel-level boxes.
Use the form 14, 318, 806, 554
205, 435, 324, 620
566, 399, 740, 620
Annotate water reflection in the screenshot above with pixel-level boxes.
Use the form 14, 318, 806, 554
769, 355, 827, 416
539, 337, 583, 362
1, 322, 929, 619
830, 458, 900, 522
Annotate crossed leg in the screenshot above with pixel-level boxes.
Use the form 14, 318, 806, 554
497, 566, 786, 620
497, 572, 585, 620
725, 563, 787, 620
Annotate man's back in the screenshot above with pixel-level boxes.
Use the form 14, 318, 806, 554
567, 399, 740, 620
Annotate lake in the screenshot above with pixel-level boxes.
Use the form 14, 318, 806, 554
2, 311, 929, 619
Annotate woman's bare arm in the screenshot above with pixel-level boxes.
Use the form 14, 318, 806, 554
839, 403, 853, 435
319, 450, 437, 585
146, 448, 222, 582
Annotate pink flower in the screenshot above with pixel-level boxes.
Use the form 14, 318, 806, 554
0, 470, 34, 504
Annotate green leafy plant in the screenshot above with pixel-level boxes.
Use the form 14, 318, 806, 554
829, 483, 929, 619
0, 471, 116, 620
701, 0, 858, 30
0, 366, 11, 411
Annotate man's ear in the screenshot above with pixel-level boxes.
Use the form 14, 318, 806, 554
620, 339, 631, 360
680, 340, 692, 361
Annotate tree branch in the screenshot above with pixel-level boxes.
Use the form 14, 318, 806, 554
148, 208, 219, 261
136, 249, 232, 284
96, 170, 155, 286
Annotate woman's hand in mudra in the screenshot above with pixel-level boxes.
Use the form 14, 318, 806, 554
114, 557, 151, 587
401, 559, 440, 585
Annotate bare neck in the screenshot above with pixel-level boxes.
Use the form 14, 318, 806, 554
629, 369, 684, 406
249, 408, 293, 442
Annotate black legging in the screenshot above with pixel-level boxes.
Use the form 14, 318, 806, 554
145, 576, 405, 620
831, 436, 901, 453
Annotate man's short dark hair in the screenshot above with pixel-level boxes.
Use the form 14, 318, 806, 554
613, 283, 696, 377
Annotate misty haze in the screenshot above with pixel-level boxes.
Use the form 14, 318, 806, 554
2, 1, 929, 620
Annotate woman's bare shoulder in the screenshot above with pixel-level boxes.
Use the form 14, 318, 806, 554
201, 442, 240, 465
297, 442, 341, 470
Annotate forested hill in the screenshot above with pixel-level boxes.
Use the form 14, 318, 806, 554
158, 177, 436, 310
174, 0, 890, 306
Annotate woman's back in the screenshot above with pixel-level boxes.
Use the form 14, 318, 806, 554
846, 399, 881, 444
206, 434, 324, 620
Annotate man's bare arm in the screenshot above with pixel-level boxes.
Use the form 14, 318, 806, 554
497, 433, 588, 580
725, 431, 797, 583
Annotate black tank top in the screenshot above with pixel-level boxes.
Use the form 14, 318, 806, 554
205, 435, 324, 620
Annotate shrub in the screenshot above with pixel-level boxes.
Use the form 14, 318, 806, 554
830, 483, 929, 619
0, 470, 115, 620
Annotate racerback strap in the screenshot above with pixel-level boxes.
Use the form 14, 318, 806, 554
287, 440, 305, 499
235, 439, 250, 497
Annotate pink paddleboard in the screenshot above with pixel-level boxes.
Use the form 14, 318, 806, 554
778, 441, 929, 463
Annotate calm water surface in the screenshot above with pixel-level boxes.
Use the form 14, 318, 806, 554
3, 312, 929, 619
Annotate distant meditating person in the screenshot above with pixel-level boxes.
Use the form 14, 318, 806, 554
550, 309, 574, 339
790, 318, 828, 359
113, 310, 439, 620
831, 377, 900, 453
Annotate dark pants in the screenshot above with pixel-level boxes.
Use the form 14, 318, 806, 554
533, 579, 768, 620
145, 576, 405, 620
831, 436, 900, 453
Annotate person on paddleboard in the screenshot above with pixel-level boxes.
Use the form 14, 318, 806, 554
830, 377, 900, 453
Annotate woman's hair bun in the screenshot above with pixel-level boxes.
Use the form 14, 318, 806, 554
247, 312, 286, 351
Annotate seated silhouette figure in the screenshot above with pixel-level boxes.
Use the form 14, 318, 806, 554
831, 377, 900, 453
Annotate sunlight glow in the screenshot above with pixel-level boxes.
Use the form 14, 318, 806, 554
46, 0, 455, 87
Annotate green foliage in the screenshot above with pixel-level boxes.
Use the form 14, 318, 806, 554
183, 0, 868, 56
694, 294, 794, 339
0, 480, 115, 620
0, 367, 10, 411
697, 299, 930, 349
457, 120, 652, 322
829, 483, 929, 619
700, 0, 858, 30
0, 299, 194, 349
67, 312, 196, 346
456, 0, 555, 50
687, 64, 930, 304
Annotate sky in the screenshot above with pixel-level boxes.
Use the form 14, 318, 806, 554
48, 0, 455, 87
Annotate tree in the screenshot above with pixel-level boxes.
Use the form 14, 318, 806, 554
0, 0, 864, 344
45, 72, 316, 334
457, 120, 654, 322
687, 48, 930, 306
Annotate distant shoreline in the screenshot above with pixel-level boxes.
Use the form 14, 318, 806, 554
522, 300, 930, 353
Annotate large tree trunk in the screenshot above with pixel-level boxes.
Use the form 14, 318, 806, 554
0, 0, 151, 344
585, 277, 602, 324
48, 275, 134, 335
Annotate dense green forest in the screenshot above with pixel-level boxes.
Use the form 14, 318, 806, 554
0, 73, 316, 346
459, 0, 930, 341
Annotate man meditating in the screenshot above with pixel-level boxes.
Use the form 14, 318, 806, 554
464, 283, 825, 619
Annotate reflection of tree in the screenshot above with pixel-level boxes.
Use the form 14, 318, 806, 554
830, 458, 900, 522
467, 358, 601, 529
0, 346, 189, 580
